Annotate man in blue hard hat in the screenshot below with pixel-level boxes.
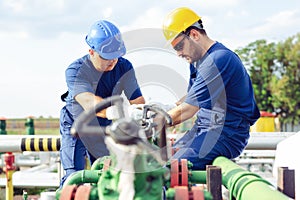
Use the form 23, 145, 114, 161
59, 20, 145, 188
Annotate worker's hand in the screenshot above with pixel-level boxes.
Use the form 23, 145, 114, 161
106, 104, 145, 120
106, 105, 121, 120
153, 111, 173, 130
148, 102, 176, 112
127, 104, 144, 121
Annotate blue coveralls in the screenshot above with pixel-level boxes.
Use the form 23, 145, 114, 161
172, 42, 260, 169
59, 55, 143, 187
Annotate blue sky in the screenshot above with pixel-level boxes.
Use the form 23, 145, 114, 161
0, 0, 299, 118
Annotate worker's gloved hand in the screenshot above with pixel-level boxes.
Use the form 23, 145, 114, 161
106, 105, 121, 120
148, 102, 176, 112
126, 104, 144, 121
153, 111, 173, 127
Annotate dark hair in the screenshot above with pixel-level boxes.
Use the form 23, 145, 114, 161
184, 20, 206, 36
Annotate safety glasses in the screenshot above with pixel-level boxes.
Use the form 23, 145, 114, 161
171, 30, 191, 52
172, 36, 186, 51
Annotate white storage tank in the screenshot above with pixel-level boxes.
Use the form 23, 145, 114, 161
273, 132, 299, 198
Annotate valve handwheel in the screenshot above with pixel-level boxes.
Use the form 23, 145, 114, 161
170, 159, 179, 187
74, 185, 91, 200
180, 159, 189, 186
103, 158, 111, 171
174, 186, 189, 200
191, 186, 204, 200
59, 185, 77, 200
174, 186, 205, 200
171, 159, 189, 187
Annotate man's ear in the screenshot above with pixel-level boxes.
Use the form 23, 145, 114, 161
189, 29, 201, 41
89, 49, 94, 55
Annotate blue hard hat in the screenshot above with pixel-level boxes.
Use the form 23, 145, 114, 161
85, 20, 126, 60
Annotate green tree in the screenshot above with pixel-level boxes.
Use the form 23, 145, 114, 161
274, 33, 300, 131
236, 33, 300, 131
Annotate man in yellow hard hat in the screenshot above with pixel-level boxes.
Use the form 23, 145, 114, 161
162, 7, 260, 169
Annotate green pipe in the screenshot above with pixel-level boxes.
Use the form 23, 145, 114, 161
165, 188, 175, 199
89, 186, 99, 200
165, 188, 213, 200
91, 156, 111, 170
64, 170, 102, 186
25, 117, 35, 135
190, 170, 207, 184
213, 156, 290, 200
0, 118, 7, 135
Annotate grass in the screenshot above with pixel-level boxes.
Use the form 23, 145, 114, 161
6, 129, 59, 136
3, 117, 60, 136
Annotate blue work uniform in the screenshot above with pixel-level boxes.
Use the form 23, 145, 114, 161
59, 55, 143, 187
173, 42, 260, 169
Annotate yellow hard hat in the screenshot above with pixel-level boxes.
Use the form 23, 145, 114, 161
163, 7, 201, 41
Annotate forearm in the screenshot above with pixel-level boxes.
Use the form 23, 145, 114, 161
129, 96, 145, 104
175, 95, 187, 106
75, 92, 106, 118
168, 103, 198, 126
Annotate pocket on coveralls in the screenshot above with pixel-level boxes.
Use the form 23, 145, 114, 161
60, 107, 76, 169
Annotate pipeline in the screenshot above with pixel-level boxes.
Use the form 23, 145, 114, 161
63, 170, 102, 186
245, 132, 295, 150
24, 117, 35, 135
1, 132, 293, 152
0, 135, 60, 152
0, 117, 7, 135
20, 137, 60, 151
4, 152, 15, 200
90, 156, 111, 170
213, 156, 290, 200
56, 170, 102, 199
169, 132, 295, 151
189, 170, 207, 184
165, 187, 213, 200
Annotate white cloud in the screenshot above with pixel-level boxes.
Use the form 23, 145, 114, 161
3, 0, 24, 12
0, 30, 29, 39
225, 10, 249, 18
267, 10, 299, 27
103, 7, 113, 19
121, 7, 165, 31
198, 0, 239, 8
247, 9, 300, 40
2, 0, 65, 14
0, 0, 300, 117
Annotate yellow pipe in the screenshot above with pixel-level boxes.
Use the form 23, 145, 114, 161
6, 170, 14, 200
0, 135, 60, 152
42, 138, 49, 151
22, 137, 60, 151
34, 138, 40, 151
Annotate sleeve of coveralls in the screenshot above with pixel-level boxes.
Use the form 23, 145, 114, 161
121, 62, 143, 100
185, 54, 227, 109
65, 64, 94, 99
